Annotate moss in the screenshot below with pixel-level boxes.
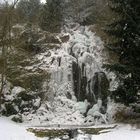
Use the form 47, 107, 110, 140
80, 126, 115, 135
27, 126, 116, 138
8, 72, 50, 91
11, 115, 23, 123
114, 109, 140, 124
5, 41, 51, 90
27, 128, 69, 138
0, 57, 4, 73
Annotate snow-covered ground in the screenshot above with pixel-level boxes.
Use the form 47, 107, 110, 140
90, 126, 140, 140
0, 117, 140, 140
0, 117, 37, 140
77, 126, 140, 140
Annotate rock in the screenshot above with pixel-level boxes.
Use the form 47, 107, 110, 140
18, 92, 34, 101
14, 73, 48, 91
11, 86, 35, 101
92, 72, 109, 111
4, 103, 18, 116
87, 100, 102, 116
62, 135, 69, 140
33, 98, 41, 110
13, 98, 22, 106
93, 72, 109, 98
11, 114, 23, 123
11, 86, 26, 95
45, 32, 61, 44
72, 61, 81, 100
66, 92, 72, 99
43, 44, 61, 50
67, 129, 78, 139
85, 111, 107, 125
60, 34, 70, 43
74, 100, 90, 115
19, 27, 42, 53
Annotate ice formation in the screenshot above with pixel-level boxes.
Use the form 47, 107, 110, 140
22, 23, 114, 125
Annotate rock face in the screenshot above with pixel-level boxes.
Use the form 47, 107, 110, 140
1, 23, 111, 125
22, 23, 110, 125
1, 86, 41, 116
72, 64, 109, 106
92, 72, 109, 110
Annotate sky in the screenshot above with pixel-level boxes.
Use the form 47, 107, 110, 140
0, 0, 46, 4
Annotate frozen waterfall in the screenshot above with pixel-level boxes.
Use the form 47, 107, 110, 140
23, 23, 114, 126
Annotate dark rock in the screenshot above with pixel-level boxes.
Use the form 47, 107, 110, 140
5, 103, 18, 116
72, 61, 81, 100
11, 115, 23, 123
67, 129, 78, 139
13, 98, 22, 106
91, 72, 110, 113
60, 35, 70, 43
72, 61, 110, 115
45, 33, 61, 44
18, 93, 35, 101
15, 73, 48, 91
72, 59, 109, 106
66, 92, 72, 99
61, 135, 70, 140
92, 72, 109, 104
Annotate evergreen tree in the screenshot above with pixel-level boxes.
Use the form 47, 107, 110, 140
62, 0, 95, 24
16, 0, 41, 23
39, 0, 62, 33
105, 0, 140, 105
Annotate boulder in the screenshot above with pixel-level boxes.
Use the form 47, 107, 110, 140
44, 32, 61, 44
11, 114, 23, 123
74, 100, 90, 115
4, 103, 18, 116
11, 86, 26, 95
92, 72, 109, 104
60, 34, 70, 43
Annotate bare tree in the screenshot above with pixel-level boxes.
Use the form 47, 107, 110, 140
0, 0, 19, 110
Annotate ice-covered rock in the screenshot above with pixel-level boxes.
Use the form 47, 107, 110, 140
11, 87, 26, 95
3, 22, 116, 125
74, 100, 90, 115
20, 23, 112, 125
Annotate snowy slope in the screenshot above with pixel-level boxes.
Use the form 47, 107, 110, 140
77, 125, 140, 140
0, 117, 36, 140
0, 117, 140, 140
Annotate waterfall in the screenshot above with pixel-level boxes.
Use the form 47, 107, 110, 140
25, 23, 113, 125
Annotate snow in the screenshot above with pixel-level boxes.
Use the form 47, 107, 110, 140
76, 125, 140, 140
0, 117, 36, 140
41, 0, 46, 3
90, 125, 140, 140
1, 117, 140, 140
87, 99, 102, 116
11, 86, 26, 95
74, 100, 90, 115
3, 86, 25, 105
